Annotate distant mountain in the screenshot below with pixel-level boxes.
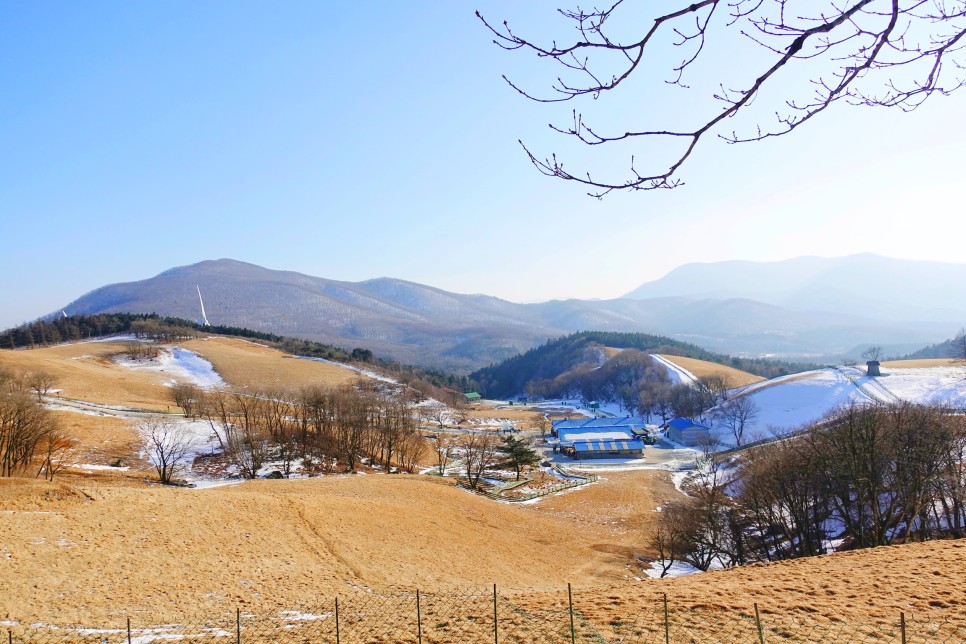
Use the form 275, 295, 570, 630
624, 254, 966, 324
57, 258, 958, 371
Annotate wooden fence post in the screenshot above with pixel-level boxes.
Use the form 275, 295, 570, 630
335, 597, 341, 644
900, 611, 907, 644
127, 616, 132, 644
235, 608, 241, 644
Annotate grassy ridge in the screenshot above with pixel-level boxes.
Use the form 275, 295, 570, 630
472, 331, 812, 398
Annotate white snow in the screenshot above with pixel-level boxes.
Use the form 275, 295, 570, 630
558, 430, 633, 441
709, 364, 966, 449
871, 365, 966, 408
296, 356, 397, 384
651, 354, 698, 385
115, 348, 225, 389
644, 559, 702, 578
70, 463, 130, 472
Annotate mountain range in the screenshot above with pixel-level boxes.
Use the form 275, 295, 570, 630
56, 255, 964, 372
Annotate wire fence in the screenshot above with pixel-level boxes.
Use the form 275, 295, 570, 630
5, 586, 964, 643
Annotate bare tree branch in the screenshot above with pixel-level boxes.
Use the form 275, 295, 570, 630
480, 0, 966, 196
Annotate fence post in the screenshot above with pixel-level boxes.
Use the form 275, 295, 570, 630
493, 584, 499, 644
236, 607, 241, 644
335, 597, 341, 644
754, 603, 765, 644
900, 612, 907, 644
568, 583, 576, 644
417, 589, 423, 644
127, 616, 132, 644
7, 630, 11, 644
663, 593, 670, 644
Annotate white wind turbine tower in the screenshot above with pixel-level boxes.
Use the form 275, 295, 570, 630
196, 285, 211, 327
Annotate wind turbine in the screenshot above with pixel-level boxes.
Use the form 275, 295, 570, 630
196, 285, 211, 327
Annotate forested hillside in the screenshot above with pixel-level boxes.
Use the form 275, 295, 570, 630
472, 331, 810, 399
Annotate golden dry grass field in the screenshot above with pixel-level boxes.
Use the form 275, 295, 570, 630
0, 338, 963, 635
180, 336, 360, 390
656, 354, 764, 387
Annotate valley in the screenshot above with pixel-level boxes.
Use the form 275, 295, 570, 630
1, 330, 964, 640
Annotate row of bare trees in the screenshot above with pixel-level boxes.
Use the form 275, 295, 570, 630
649, 402, 966, 577
0, 368, 70, 480
170, 382, 426, 479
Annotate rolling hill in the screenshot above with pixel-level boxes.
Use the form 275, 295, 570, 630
53, 257, 960, 371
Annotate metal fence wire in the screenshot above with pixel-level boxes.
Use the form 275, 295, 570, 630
5, 586, 965, 643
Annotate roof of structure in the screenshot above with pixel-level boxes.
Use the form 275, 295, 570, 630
573, 439, 645, 453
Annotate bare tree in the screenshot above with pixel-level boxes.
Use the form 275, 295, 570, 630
141, 417, 194, 484
431, 430, 455, 475
646, 501, 692, 578
170, 383, 204, 418
480, 2, 966, 196
698, 374, 734, 407
862, 346, 885, 362
715, 396, 760, 447
459, 432, 500, 490
26, 371, 59, 402
0, 388, 61, 477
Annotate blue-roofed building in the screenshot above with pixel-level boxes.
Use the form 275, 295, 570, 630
572, 438, 645, 459
666, 417, 712, 446
550, 417, 649, 459
552, 416, 647, 435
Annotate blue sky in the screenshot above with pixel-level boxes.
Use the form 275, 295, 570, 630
2, 1, 964, 330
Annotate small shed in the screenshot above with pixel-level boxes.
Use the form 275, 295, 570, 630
463, 392, 482, 402
666, 417, 712, 447
866, 360, 881, 377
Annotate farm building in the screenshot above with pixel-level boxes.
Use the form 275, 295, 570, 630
572, 438, 646, 459
552, 416, 647, 437
551, 417, 649, 459
666, 417, 711, 446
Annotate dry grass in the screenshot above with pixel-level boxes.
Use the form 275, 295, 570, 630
0, 473, 643, 624
1, 338, 963, 633
181, 336, 361, 390
0, 341, 176, 410
657, 354, 764, 387
1, 470, 962, 630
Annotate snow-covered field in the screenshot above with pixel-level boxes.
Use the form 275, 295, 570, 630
709, 364, 966, 448
115, 348, 225, 388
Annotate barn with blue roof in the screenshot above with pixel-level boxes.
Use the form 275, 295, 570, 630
666, 417, 712, 446
551, 416, 649, 459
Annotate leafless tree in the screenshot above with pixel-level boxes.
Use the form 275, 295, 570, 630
646, 501, 692, 578
0, 387, 62, 477
431, 429, 456, 475
715, 396, 760, 447
862, 345, 885, 361
170, 383, 204, 418
26, 370, 59, 402
427, 405, 448, 430
479, 1, 966, 196
698, 374, 734, 407
459, 432, 501, 490
141, 417, 194, 484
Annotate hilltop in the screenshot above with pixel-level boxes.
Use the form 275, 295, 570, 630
49, 257, 961, 370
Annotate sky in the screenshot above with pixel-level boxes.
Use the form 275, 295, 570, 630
2, 1, 964, 330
